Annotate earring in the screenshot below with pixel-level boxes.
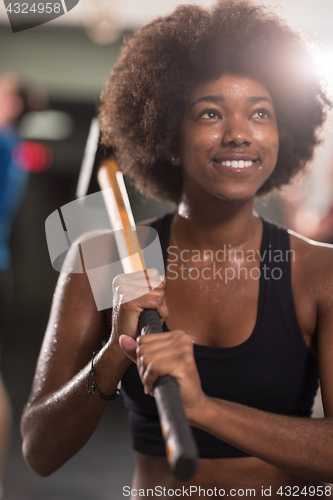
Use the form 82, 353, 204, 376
171, 156, 180, 163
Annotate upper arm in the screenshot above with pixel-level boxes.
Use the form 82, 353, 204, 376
290, 233, 333, 417
308, 245, 333, 417
29, 239, 111, 404
316, 262, 333, 417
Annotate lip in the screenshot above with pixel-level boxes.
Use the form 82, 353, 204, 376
212, 154, 259, 163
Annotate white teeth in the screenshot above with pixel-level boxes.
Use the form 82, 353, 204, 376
220, 160, 254, 169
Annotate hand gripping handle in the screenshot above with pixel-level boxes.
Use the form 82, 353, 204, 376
138, 309, 199, 481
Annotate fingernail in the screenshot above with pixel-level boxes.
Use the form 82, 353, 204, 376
119, 334, 128, 344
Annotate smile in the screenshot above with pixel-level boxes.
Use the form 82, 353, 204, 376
220, 160, 254, 169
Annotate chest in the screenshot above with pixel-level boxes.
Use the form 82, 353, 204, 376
165, 251, 317, 353
165, 258, 261, 347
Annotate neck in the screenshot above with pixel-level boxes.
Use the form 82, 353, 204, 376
174, 192, 259, 253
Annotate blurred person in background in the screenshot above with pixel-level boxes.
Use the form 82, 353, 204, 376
281, 168, 333, 245
0, 74, 44, 498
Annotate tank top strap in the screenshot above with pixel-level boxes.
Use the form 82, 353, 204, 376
259, 217, 294, 291
259, 217, 293, 301
260, 217, 292, 270
260, 217, 305, 346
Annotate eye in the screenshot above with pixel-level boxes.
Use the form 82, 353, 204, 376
252, 108, 271, 119
199, 109, 222, 120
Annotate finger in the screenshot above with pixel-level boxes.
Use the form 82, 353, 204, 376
119, 335, 137, 362
141, 352, 194, 395
118, 292, 169, 323
137, 335, 194, 390
136, 336, 188, 361
114, 279, 165, 294
137, 338, 194, 373
114, 283, 165, 296
113, 269, 162, 287
137, 330, 191, 349
113, 281, 165, 306
138, 351, 185, 380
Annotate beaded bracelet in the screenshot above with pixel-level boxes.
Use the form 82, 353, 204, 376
86, 350, 120, 401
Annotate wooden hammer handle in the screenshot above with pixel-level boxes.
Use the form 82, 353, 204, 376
97, 159, 198, 480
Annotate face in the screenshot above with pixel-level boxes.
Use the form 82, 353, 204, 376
175, 73, 279, 203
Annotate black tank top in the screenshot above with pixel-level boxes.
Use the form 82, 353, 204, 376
121, 214, 319, 458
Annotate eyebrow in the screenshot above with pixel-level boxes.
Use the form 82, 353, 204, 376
190, 94, 273, 108
191, 95, 224, 108
248, 96, 273, 105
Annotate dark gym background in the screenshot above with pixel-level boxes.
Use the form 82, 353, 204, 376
0, 1, 333, 498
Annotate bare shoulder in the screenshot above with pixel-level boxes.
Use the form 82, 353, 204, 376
289, 229, 333, 265
60, 229, 112, 273
50, 229, 116, 319
288, 229, 333, 290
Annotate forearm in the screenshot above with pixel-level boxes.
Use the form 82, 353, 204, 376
21, 342, 131, 476
192, 397, 333, 482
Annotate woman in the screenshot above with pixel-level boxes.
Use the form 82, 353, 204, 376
21, 1, 333, 498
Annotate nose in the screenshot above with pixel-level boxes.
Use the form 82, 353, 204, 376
221, 116, 252, 147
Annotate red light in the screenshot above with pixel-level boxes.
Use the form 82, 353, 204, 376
12, 141, 53, 173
